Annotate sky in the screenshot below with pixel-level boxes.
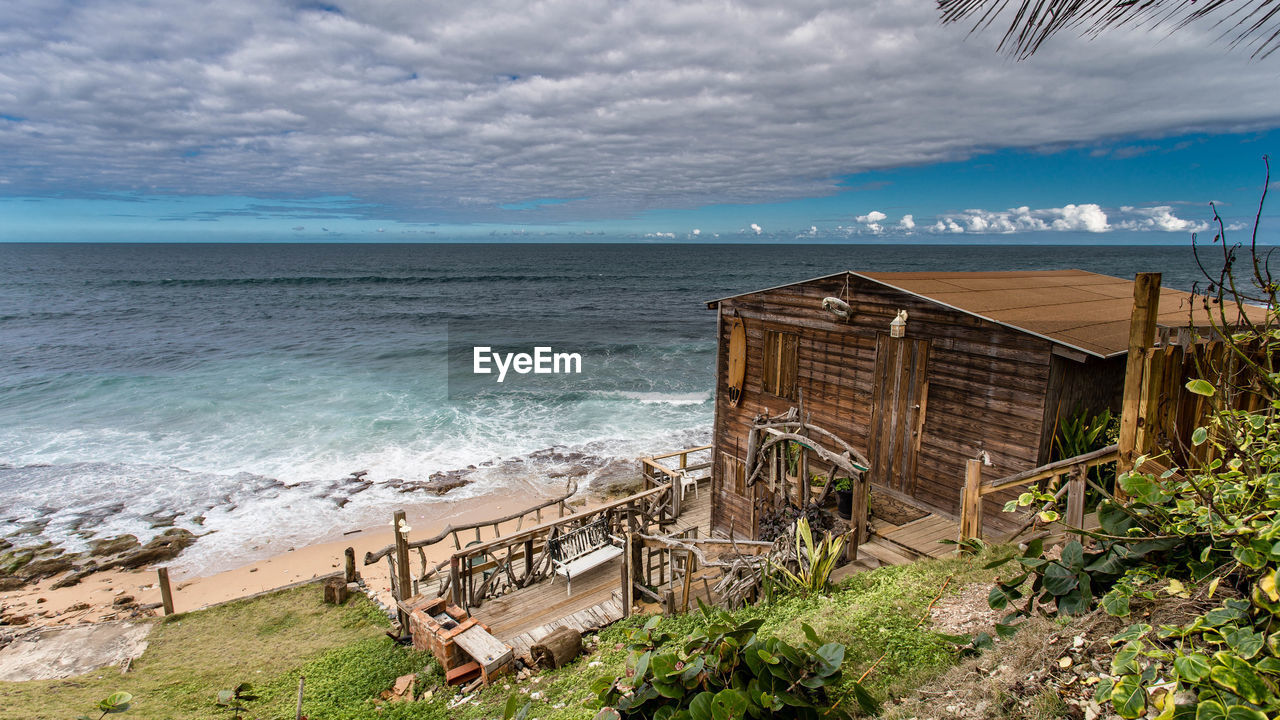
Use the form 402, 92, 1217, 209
1, 0, 1279, 243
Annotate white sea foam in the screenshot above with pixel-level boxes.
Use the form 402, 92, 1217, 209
604, 390, 713, 406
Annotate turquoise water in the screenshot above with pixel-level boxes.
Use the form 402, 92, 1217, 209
0, 242, 1220, 573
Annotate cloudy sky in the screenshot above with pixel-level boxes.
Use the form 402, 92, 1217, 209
1, 0, 1278, 242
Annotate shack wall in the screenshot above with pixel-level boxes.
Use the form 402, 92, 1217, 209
710, 273, 1056, 539
1037, 354, 1127, 464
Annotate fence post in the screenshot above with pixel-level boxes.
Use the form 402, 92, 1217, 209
1117, 272, 1162, 495
157, 567, 175, 616
671, 471, 682, 519
393, 510, 412, 632
344, 547, 356, 583
959, 459, 983, 542
1065, 465, 1087, 531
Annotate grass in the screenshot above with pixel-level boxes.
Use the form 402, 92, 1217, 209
0, 545, 1009, 720
0, 584, 425, 720
437, 543, 1010, 720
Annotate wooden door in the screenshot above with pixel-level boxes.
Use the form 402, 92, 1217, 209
868, 334, 930, 496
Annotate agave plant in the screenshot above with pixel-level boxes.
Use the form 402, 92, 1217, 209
768, 517, 846, 596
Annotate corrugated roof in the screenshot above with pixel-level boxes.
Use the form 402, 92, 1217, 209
709, 269, 1265, 359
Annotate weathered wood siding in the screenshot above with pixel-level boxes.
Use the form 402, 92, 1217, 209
1037, 354, 1127, 464
710, 273, 1056, 538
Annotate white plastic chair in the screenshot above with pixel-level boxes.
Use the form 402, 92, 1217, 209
678, 469, 698, 500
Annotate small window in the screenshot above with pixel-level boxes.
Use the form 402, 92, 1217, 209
762, 330, 799, 400
722, 452, 746, 496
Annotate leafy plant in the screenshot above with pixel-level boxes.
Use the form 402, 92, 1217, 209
831, 477, 853, 493
985, 166, 1280, 719
768, 517, 847, 597
593, 604, 873, 719
214, 683, 258, 720
1053, 406, 1119, 504
1052, 406, 1115, 461
76, 692, 133, 720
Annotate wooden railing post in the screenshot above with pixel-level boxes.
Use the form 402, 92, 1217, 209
621, 532, 633, 618
845, 474, 869, 562
449, 555, 462, 606
959, 459, 984, 541
344, 547, 356, 583
393, 510, 412, 631
1118, 272, 1162, 495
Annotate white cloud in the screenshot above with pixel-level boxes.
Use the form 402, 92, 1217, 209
898, 214, 915, 230
749, 223, 763, 235
856, 210, 887, 224
0, 1, 1275, 223
1114, 205, 1210, 232
925, 203, 1106, 233
1053, 204, 1110, 232
691, 228, 701, 235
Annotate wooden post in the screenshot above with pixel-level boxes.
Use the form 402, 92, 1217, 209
523, 538, 534, 578
1065, 465, 1087, 531
295, 676, 305, 720
344, 547, 356, 583
845, 475, 868, 562
799, 450, 810, 507
1117, 272, 1162, 491
393, 510, 412, 631
449, 556, 462, 606
680, 550, 694, 613
621, 533, 633, 618
959, 459, 983, 542
157, 567, 175, 616
1137, 348, 1165, 458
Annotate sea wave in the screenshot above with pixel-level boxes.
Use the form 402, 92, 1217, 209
601, 390, 713, 406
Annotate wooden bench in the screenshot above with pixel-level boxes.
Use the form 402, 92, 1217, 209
549, 517, 623, 596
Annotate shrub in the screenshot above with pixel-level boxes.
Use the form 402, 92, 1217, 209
987, 163, 1280, 719
767, 517, 846, 597
593, 604, 875, 719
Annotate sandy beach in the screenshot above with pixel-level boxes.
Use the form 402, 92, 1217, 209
0, 483, 598, 630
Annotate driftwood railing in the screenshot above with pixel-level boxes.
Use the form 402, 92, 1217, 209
629, 531, 775, 613
958, 444, 1120, 543
365, 480, 578, 575
363, 481, 579, 629
640, 445, 712, 518
445, 483, 675, 613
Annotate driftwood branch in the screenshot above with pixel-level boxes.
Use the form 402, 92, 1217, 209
747, 432, 865, 487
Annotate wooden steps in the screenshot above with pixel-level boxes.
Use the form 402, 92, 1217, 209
833, 511, 964, 583
879, 514, 959, 558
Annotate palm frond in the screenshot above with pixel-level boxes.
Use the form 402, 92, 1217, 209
938, 0, 1280, 59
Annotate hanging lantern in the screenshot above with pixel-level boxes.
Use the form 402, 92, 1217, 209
889, 310, 908, 338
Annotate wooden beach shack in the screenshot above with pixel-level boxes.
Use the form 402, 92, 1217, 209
706, 269, 1220, 540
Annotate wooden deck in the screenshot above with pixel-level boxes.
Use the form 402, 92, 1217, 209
471, 482, 713, 661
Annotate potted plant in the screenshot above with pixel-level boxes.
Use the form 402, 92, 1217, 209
832, 476, 854, 519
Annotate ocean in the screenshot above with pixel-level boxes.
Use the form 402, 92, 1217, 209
0, 242, 1225, 575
